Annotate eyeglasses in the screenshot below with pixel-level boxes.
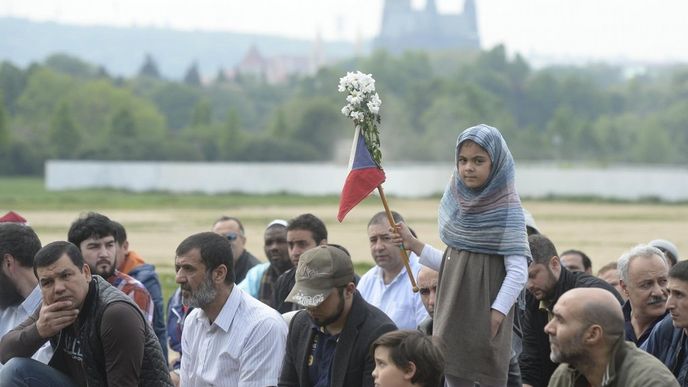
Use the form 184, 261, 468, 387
225, 232, 240, 242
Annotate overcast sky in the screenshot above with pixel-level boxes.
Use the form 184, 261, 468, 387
2, 0, 687, 64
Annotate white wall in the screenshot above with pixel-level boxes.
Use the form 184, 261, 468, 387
45, 161, 688, 201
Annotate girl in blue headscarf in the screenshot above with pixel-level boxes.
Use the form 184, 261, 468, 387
435, 124, 530, 387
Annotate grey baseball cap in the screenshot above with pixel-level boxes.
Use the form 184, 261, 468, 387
285, 245, 354, 307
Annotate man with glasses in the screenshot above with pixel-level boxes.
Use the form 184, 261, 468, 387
212, 216, 260, 283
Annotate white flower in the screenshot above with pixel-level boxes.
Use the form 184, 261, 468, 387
339, 70, 383, 164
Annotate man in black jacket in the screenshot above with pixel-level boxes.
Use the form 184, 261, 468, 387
520, 234, 623, 387
279, 245, 396, 387
0, 241, 171, 386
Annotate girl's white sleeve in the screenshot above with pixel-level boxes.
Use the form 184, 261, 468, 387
491, 255, 528, 315
418, 244, 444, 271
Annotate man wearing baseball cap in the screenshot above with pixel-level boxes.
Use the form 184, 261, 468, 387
279, 245, 396, 387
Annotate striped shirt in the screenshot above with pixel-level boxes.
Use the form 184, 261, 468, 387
181, 286, 288, 387
107, 271, 154, 323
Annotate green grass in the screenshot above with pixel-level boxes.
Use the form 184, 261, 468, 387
0, 177, 340, 210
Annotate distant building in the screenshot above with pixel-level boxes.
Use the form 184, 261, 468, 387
231, 37, 325, 85
375, 0, 481, 53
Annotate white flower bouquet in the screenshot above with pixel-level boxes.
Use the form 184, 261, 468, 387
338, 71, 383, 165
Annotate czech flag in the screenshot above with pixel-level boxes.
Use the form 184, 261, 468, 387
337, 127, 386, 222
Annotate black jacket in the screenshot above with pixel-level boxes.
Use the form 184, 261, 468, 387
278, 291, 397, 387
519, 268, 623, 387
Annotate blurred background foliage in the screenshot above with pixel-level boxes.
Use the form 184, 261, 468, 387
1, 44, 687, 175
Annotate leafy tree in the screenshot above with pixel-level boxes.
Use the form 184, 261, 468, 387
184, 62, 201, 86
191, 99, 212, 127
45, 54, 99, 78
139, 53, 161, 79
0, 61, 27, 114
50, 101, 80, 158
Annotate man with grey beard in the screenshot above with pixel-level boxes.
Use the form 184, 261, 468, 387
174, 232, 287, 387
618, 244, 670, 347
546, 288, 677, 387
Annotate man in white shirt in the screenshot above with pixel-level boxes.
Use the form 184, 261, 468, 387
175, 231, 287, 387
357, 211, 428, 329
0, 223, 52, 370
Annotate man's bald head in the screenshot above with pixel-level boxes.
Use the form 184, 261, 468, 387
562, 288, 624, 342
417, 266, 439, 317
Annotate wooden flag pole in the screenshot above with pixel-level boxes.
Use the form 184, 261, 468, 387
376, 184, 419, 292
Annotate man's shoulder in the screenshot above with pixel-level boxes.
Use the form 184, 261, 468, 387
353, 294, 396, 330
242, 250, 261, 266
548, 363, 577, 387
618, 342, 680, 385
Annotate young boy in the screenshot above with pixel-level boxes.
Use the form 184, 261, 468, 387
371, 330, 444, 387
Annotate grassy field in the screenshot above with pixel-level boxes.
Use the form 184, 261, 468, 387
3, 176, 687, 303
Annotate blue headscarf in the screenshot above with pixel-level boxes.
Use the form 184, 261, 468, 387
438, 124, 531, 258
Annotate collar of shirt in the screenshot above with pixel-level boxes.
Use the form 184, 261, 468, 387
21, 285, 42, 315
194, 287, 242, 333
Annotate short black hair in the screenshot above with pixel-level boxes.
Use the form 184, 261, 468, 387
371, 330, 444, 387
529, 234, 559, 266
111, 221, 127, 245
561, 249, 592, 271
68, 212, 117, 247
287, 214, 327, 244
0, 223, 42, 268
669, 261, 688, 283
176, 232, 235, 284
34, 241, 84, 278
367, 211, 417, 237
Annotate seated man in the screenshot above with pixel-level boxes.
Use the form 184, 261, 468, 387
642, 260, 688, 384
649, 239, 680, 267
357, 211, 428, 329
238, 219, 292, 307
597, 262, 626, 302
211, 216, 260, 283
175, 232, 287, 386
0, 223, 52, 370
0, 241, 171, 386
559, 249, 593, 274
68, 212, 155, 324
520, 234, 623, 387
618, 244, 669, 346
546, 288, 678, 387
279, 245, 397, 387
273, 213, 328, 313
416, 266, 438, 335
112, 220, 167, 360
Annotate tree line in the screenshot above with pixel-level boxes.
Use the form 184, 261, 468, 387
1, 46, 686, 175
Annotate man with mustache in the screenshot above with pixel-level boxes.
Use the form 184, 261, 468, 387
545, 288, 678, 387
175, 232, 287, 386
279, 245, 396, 387
618, 244, 670, 347
238, 219, 292, 308
0, 241, 171, 386
520, 234, 623, 387
642, 260, 688, 385
68, 212, 154, 325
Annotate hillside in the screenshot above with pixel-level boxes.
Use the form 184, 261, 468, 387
0, 17, 359, 79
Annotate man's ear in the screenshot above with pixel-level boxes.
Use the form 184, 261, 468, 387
549, 256, 561, 272
2, 254, 15, 272
345, 282, 356, 297
584, 324, 603, 345
82, 263, 91, 278
213, 264, 228, 284
122, 240, 130, 254
619, 279, 629, 296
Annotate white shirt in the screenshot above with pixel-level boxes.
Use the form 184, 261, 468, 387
180, 286, 287, 387
0, 285, 53, 371
357, 253, 428, 329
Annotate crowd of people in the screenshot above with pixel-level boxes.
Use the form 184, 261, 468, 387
0, 124, 685, 387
